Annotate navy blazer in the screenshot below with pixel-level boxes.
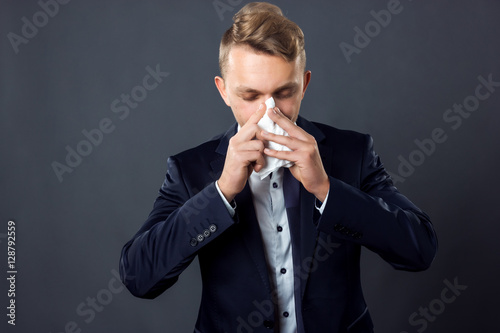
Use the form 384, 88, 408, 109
120, 116, 437, 333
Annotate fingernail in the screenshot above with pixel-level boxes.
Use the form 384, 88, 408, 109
274, 107, 282, 115
262, 130, 269, 136
258, 104, 263, 110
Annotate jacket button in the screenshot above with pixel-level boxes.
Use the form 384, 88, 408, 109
263, 320, 274, 329
203, 229, 211, 237
190, 238, 198, 247
196, 234, 204, 242
335, 224, 346, 232
209, 224, 217, 233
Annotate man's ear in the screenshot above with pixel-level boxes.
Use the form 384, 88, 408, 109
214, 76, 231, 107
301, 70, 312, 99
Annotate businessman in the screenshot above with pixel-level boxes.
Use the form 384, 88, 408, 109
120, 2, 438, 332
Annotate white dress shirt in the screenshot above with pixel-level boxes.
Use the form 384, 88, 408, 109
247, 168, 297, 332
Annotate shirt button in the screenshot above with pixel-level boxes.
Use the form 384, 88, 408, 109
277, 226, 283, 232
272, 182, 278, 188
280, 268, 287, 274
263, 320, 274, 329
283, 311, 289, 318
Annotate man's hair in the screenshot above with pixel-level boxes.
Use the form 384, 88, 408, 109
219, 2, 306, 77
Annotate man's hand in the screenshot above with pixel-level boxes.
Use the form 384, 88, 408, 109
218, 104, 268, 202
262, 108, 330, 202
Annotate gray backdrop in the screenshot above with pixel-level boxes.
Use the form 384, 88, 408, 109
1, 0, 499, 332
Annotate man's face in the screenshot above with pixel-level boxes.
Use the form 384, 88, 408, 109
215, 45, 311, 126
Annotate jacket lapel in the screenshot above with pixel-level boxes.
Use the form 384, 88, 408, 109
283, 169, 316, 298
286, 117, 332, 297
235, 184, 273, 294
211, 123, 272, 295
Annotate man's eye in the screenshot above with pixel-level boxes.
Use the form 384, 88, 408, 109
275, 93, 293, 99
242, 96, 258, 101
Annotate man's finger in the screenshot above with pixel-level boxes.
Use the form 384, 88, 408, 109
239, 139, 265, 152
252, 153, 266, 172
235, 104, 267, 142
261, 130, 296, 150
264, 147, 296, 162
246, 103, 267, 125
267, 107, 308, 140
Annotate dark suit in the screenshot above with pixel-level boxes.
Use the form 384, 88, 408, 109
120, 116, 437, 332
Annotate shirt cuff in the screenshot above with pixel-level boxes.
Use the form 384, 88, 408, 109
315, 190, 329, 215
215, 180, 236, 217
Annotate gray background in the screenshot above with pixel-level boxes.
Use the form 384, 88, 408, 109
1, 0, 499, 332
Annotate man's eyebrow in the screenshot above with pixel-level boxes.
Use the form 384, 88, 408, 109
273, 82, 298, 93
235, 86, 261, 94
235, 82, 299, 94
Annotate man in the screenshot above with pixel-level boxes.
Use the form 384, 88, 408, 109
120, 2, 437, 332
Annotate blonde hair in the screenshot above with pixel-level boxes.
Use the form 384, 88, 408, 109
219, 2, 306, 77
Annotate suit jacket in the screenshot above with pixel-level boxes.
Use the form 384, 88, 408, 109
120, 116, 438, 333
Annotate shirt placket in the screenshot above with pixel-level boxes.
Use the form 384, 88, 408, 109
270, 172, 296, 332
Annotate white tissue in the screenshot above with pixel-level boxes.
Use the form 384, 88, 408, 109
265, 97, 275, 109
255, 97, 294, 180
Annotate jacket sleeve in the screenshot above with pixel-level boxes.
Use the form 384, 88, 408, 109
119, 156, 235, 298
317, 134, 438, 271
